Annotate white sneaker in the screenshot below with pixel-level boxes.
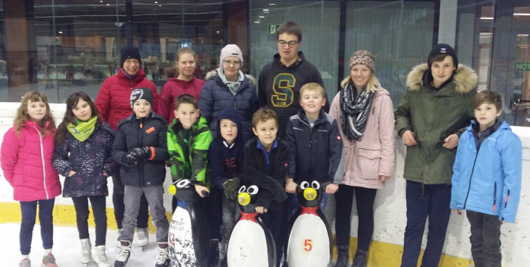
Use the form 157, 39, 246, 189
136, 228, 149, 247
94, 245, 111, 267
155, 245, 169, 267
19, 258, 31, 267
80, 238, 92, 264
114, 241, 131, 267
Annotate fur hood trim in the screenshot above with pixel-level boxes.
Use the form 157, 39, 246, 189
406, 63, 477, 94
204, 69, 255, 86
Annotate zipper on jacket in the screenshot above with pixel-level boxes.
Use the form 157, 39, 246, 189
504, 190, 510, 208
493, 182, 497, 212
35, 125, 49, 199
462, 142, 481, 209
138, 119, 145, 186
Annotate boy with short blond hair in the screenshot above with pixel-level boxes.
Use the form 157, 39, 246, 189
285, 82, 343, 215
451, 90, 522, 267
244, 107, 289, 266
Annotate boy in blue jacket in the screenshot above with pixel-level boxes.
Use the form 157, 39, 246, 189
451, 90, 522, 267
208, 107, 246, 265
112, 88, 171, 267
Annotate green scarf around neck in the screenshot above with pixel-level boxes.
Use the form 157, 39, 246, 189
67, 116, 97, 142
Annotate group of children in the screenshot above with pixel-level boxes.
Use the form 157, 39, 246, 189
0, 80, 522, 267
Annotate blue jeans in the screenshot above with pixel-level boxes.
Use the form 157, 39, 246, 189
19, 198, 55, 255
401, 181, 451, 267
72, 196, 107, 246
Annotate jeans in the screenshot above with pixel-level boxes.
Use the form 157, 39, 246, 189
111, 164, 149, 229
19, 198, 55, 255
120, 185, 168, 243
334, 185, 377, 251
466, 210, 502, 267
221, 195, 240, 243
71, 195, 107, 246
401, 181, 451, 267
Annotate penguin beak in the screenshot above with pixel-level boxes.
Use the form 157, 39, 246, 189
168, 184, 177, 196
303, 188, 317, 201
238, 193, 251, 206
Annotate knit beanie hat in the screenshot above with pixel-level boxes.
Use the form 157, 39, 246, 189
130, 88, 154, 108
220, 44, 243, 66
349, 50, 375, 72
428, 44, 458, 69
121, 45, 142, 68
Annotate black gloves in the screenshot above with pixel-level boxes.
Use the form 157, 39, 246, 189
129, 146, 151, 158
123, 152, 139, 166
222, 177, 240, 200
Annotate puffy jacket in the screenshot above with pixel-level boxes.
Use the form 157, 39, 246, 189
53, 121, 115, 197
1, 120, 61, 201
330, 87, 395, 189
112, 112, 169, 187
158, 77, 205, 122
198, 70, 258, 142
395, 64, 477, 184
285, 109, 344, 185
95, 69, 159, 130
450, 121, 522, 223
167, 116, 212, 184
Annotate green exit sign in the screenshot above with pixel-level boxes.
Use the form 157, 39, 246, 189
268, 24, 280, 35
515, 62, 530, 71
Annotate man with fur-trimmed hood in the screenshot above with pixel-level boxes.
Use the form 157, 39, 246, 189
395, 44, 477, 267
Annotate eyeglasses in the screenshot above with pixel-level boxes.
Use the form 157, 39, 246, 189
124, 59, 140, 65
223, 60, 241, 66
278, 40, 299, 48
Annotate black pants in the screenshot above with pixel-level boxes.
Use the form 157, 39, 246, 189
334, 185, 377, 251
260, 200, 288, 267
72, 195, 107, 246
467, 210, 502, 267
112, 165, 149, 229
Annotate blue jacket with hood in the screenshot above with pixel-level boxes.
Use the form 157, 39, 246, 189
208, 107, 245, 189
450, 120, 522, 223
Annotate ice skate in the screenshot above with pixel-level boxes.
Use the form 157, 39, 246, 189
80, 238, 92, 266
154, 244, 169, 267
19, 258, 31, 267
114, 241, 131, 267
136, 227, 149, 248
94, 245, 111, 267
41, 253, 58, 267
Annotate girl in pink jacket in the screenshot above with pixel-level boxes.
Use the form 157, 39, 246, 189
1, 91, 61, 267
330, 51, 396, 267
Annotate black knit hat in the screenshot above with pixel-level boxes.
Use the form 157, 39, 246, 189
121, 45, 142, 68
130, 88, 154, 108
428, 43, 458, 69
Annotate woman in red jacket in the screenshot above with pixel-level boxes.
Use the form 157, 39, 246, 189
1, 91, 61, 267
95, 45, 158, 247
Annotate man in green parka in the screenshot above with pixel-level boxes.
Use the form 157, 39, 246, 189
395, 44, 477, 267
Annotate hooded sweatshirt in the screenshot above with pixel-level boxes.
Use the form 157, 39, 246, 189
208, 107, 245, 188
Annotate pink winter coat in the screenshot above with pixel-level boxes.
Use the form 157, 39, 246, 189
330, 87, 396, 189
1, 120, 61, 201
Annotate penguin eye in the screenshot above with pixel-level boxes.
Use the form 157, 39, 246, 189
177, 179, 191, 188
311, 181, 320, 190
247, 185, 259, 195
238, 185, 247, 194
300, 181, 310, 190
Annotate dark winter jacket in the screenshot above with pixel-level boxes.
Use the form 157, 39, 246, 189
209, 107, 245, 188
258, 52, 327, 138
395, 64, 477, 184
167, 116, 212, 184
53, 120, 115, 197
451, 120, 522, 223
285, 110, 344, 186
112, 112, 169, 187
198, 70, 257, 142
159, 76, 205, 123
244, 137, 289, 209
95, 69, 159, 130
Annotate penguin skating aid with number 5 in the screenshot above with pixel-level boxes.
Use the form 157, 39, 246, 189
286, 180, 332, 267
167, 179, 210, 267
227, 185, 276, 267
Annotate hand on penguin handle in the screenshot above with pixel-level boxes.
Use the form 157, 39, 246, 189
255, 206, 268, 214
325, 183, 339, 194
194, 184, 209, 197
285, 178, 297, 194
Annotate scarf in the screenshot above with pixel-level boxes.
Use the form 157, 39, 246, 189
67, 116, 97, 142
340, 83, 375, 141
217, 67, 243, 96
